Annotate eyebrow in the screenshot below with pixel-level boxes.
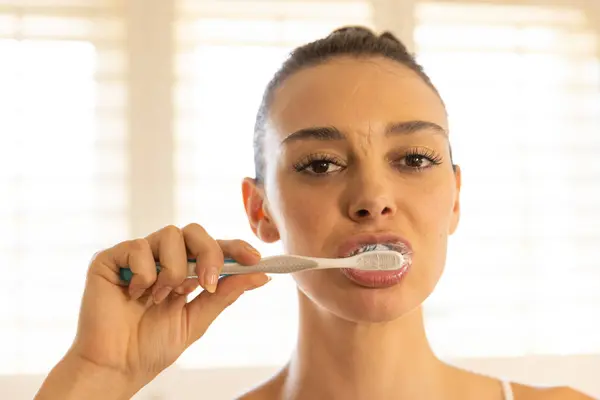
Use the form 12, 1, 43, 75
281, 120, 447, 145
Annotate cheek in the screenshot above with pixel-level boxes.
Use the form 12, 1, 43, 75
406, 181, 454, 276
274, 179, 339, 253
407, 178, 455, 239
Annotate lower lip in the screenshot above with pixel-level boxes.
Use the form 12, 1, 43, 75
340, 264, 410, 288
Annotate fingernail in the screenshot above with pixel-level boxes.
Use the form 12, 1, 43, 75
204, 267, 219, 293
153, 286, 172, 304
244, 243, 261, 258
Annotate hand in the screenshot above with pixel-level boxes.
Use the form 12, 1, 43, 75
54, 223, 269, 396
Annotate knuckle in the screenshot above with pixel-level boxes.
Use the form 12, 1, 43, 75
87, 248, 109, 273
88, 249, 105, 266
129, 238, 150, 254
183, 222, 206, 234
137, 271, 156, 286
162, 224, 182, 239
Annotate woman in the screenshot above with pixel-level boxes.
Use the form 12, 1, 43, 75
35, 27, 592, 400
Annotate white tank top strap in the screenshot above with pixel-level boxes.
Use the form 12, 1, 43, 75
501, 380, 514, 400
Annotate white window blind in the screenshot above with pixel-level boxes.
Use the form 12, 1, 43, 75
2, 0, 597, 378
416, 2, 600, 357
174, 0, 373, 368
0, 0, 128, 374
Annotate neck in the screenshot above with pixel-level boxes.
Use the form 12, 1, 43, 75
281, 291, 452, 400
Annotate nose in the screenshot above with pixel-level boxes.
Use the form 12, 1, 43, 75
346, 176, 397, 223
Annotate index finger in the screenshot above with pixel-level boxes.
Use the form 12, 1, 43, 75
99, 239, 158, 300
181, 223, 224, 293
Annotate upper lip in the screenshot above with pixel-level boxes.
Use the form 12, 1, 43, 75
336, 232, 413, 258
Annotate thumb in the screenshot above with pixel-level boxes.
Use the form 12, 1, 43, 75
184, 273, 270, 345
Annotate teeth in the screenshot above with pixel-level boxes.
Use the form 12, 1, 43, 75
360, 244, 392, 252
349, 243, 407, 256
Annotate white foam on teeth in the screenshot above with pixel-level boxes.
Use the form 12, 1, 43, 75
374, 244, 392, 250
349, 243, 404, 258
359, 244, 394, 251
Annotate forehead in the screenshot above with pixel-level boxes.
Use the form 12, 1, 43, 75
268, 56, 447, 138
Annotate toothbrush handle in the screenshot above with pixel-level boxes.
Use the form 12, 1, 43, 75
118, 258, 234, 285
119, 256, 318, 284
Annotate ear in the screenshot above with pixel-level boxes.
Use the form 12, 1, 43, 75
449, 165, 461, 235
241, 177, 280, 243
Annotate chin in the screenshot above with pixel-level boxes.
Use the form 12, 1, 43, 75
294, 269, 433, 324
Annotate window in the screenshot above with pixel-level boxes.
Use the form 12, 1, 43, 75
0, 1, 127, 374
174, 0, 373, 368
416, 2, 600, 357
1, 0, 598, 378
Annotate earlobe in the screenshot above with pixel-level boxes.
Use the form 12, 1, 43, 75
257, 221, 281, 243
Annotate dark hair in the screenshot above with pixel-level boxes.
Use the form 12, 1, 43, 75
253, 26, 445, 183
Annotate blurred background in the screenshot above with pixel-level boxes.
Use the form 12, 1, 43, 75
0, 0, 599, 398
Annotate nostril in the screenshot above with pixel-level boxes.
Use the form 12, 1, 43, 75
355, 207, 393, 218
356, 209, 370, 218
381, 207, 393, 215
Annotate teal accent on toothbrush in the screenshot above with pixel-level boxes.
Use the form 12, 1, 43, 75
118, 251, 406, 285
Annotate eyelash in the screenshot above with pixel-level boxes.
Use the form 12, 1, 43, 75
396, 147, 443, 171
293, 148, 443, 176
293, 153, 345, 175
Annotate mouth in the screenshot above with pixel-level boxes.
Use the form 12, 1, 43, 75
337, 233, 413, 289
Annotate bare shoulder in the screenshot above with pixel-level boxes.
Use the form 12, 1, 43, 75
513, 383, 596, 400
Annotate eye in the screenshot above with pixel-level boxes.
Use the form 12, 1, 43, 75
293, 155, 345, 176
395, 148, 443, 171
306, 160, 342, 174
402, 154, 434, 169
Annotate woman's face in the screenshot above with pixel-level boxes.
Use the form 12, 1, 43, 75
246, 56, 460, 323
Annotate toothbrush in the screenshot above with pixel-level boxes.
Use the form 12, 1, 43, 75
119, 250, 406, 284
